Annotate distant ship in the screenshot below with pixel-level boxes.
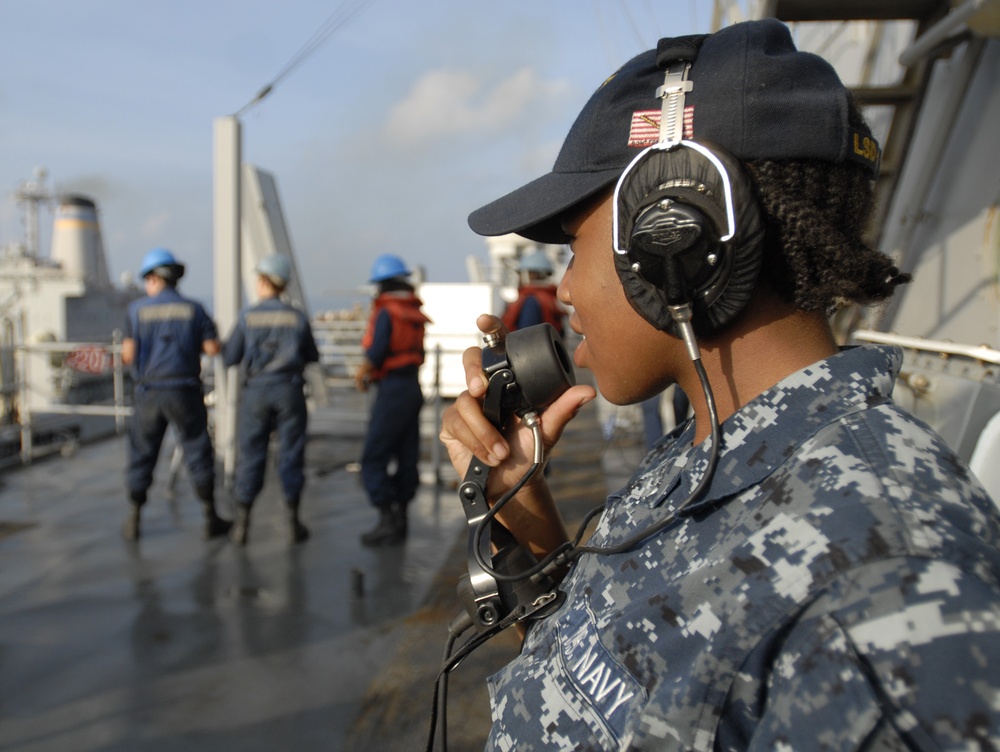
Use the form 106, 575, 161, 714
0, 169, 141, 464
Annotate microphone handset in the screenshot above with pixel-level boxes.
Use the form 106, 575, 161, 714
455, 323, 576, 632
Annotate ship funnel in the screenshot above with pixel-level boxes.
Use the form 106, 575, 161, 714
49, 195, 111, 290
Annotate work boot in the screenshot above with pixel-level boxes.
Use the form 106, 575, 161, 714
392, 503, 408, 538
286, 506, 310, 544
360, 507, 405, 547
230, 505, 251, 546
122, 490, 146, 541
196, 485, 232, 540
122, 503, 142, 541
203, 508, 233, 540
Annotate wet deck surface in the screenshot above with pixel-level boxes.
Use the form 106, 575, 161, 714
0, 388, 641, 752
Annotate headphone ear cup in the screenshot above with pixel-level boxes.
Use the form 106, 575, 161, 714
628, 199, 718, 303
615, 143, 764, 337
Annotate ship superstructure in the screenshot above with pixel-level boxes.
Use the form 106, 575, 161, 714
0, 170, 140, 453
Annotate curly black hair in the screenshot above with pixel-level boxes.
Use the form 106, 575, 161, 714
745, 98, 910, 314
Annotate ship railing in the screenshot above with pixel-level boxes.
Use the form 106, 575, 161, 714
851, 330, 1000, 365
7, 331, 481, 491
307, 340, 458, 491
10, 331, 131, 466
311, 317, 367, 389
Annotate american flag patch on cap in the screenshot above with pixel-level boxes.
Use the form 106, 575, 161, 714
627, 106, 695, 147
628, 110, 660, 147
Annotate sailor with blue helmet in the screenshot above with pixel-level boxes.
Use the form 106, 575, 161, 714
223, 253, 319, 545
122, 248, 231, 540
356, 254, 431, 546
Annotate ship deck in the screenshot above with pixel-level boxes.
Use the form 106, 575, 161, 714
0, 385, 636, 752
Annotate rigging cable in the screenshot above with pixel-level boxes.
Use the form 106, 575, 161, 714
235, 0, 378, 117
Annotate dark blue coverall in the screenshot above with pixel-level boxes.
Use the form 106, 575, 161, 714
361, 308, 424, 513
223, 297, 319, 508
125, 287, 218, 498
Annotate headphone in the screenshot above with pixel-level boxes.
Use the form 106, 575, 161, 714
612, 35, 764, 338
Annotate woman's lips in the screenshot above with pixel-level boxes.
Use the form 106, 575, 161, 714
573, 335, 586, 368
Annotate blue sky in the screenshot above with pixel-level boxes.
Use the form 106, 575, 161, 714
0, 1, 719, 312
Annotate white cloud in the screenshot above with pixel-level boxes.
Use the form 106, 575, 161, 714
383, 66, 570, 146
140, 212, 172, 239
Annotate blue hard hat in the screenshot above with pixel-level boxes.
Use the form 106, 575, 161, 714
369, 254, 411, 283
139, 247, 184, 279
519, 250, 554, 274
255, 253, 292, 285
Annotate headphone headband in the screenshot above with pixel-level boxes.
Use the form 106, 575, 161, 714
656, 60, 693, 144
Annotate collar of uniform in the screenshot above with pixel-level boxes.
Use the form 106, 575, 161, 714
147, 287, 184, 303
612, 344, 903, 514
250, 296, 286, 311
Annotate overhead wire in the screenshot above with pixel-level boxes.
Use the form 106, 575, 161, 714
235, 0, 378, 117
617, 0, 648, 50
593, 0, 617, 71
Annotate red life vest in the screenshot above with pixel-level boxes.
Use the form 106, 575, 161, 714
361, 292, 431, 381
501, 284, 565, 335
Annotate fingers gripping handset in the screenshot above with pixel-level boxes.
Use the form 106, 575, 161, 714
456, 323, 575, 632
480, 323, 576, 429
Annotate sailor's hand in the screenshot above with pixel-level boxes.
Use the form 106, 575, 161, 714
354, 360, 372, 393
439, 314, 595, 499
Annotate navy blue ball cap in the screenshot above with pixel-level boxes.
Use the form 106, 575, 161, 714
468, 18, 880, 244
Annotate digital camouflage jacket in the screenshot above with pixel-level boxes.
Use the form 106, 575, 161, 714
486, 344, 1000, 751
